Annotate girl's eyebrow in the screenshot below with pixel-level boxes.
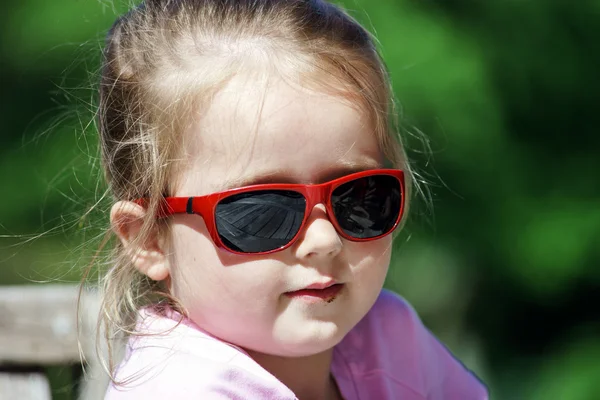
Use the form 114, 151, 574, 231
221, 160, 383, 190
317, 160, 384, 183
221, 170, 292, 189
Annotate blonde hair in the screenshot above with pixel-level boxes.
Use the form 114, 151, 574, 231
93, 0, 419, 383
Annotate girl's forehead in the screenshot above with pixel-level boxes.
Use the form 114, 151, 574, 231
173, 75, 382, 195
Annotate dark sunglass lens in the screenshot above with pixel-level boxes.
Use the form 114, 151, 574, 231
331, 175, 401, 239
215, 190, 306, 253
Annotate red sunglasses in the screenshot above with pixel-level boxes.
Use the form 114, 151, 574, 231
148, 169, 405, 255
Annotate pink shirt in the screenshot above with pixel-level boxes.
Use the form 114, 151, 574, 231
105, 290, 488, 399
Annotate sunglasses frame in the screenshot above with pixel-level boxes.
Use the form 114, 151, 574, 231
150, 169, 405, 255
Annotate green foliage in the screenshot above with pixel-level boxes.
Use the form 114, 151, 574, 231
528, 330, 600, 400
1, 0, 599, 398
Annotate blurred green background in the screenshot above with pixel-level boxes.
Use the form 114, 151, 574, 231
1, 0, 599, 399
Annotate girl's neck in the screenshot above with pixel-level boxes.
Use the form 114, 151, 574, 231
245, 348, 342, 400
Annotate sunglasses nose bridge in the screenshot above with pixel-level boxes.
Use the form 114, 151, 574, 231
304, 184, 330, 211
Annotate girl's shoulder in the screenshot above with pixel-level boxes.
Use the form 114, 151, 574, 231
331, 289, 489, 400
104, 308, 296, 400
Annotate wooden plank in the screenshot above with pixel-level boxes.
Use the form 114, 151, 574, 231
0, 284, 100, 365
0, 372, 51, 400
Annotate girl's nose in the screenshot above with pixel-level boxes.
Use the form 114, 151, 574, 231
293, 204, 343, 260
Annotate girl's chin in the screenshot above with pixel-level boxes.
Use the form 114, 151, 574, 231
272, 328, 346, 357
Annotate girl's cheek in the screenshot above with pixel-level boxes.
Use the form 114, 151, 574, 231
356, 236, 393, 264
342, 239, 392, 286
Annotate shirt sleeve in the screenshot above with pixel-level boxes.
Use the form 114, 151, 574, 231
332, 290, 488, 400
381, 290, 489, 400
104, 347, 296, 400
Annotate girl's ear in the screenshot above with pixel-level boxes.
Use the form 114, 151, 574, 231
110, 201, 170, 281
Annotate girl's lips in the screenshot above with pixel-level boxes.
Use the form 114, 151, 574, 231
285, 283, 344, 301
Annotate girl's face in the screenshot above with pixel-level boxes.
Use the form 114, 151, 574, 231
167, 74, 392, 357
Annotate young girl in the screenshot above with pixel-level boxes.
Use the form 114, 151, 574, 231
95, 0, 488, 398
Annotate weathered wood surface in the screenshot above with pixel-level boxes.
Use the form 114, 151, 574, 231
0, 284, 100, 365
0, 372, 51, 400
